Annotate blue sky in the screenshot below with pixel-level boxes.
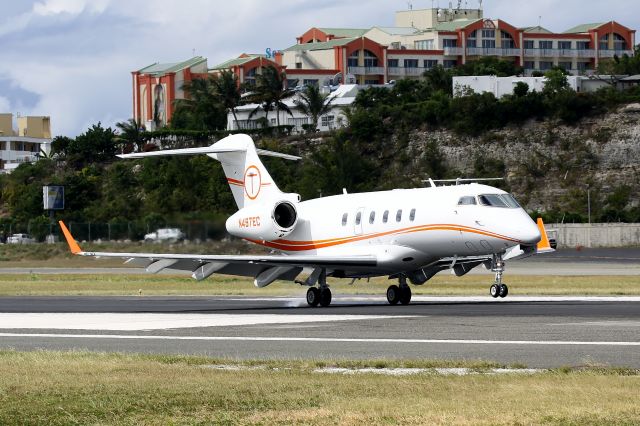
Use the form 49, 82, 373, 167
0, 0, 638, 137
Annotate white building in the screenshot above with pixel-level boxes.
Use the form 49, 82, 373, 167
0, 113, 52, 173
451, 74, 612, 98
227, 84, 367, 133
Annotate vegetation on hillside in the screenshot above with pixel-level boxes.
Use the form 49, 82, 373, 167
2, 55, 640, 239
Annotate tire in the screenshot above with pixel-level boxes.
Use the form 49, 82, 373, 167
490, 284, 500, 298
499, 284, 509, 298
319, 288, 332, 307
387, 285, 400, 305
399, 286, 412, 305
306, 287, 320, 307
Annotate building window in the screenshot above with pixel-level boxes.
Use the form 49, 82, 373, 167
363, 50, 378, 68
467, 30, 477, 48
501, 31, 515, 49
409, 209, 416, 221
424, 59, 438, 69
539, 61, 553, 71
577, 62, 588, 71
482, 29, 495, 39
404, 59, 419, 68
613, 34, 627, 51
303, 79, 319, 87
364, 79, 379, 84
321, 115, 335, 128
342, 213, 348, 226
388, 59, 399, 67
600, 35, 609, 50
369, 211, 375, 224
288, 117, 309, 131
415, 39, 434, 50
539, 40, 553, 50
576, 41, 590, 50
558, 41, 572, 50
295, 62, 302, 69
443, 60, 457, 69
383, 210, 389, 223
558, 61, 572, 71
482, 38, 496, 49
348, 53, 359, 67
443, 39, 457, 48
524, 61, 535, 70
524, 40, 534, 49
396, 209, 403, 222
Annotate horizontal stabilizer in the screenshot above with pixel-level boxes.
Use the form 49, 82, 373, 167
117, 146, 300, 161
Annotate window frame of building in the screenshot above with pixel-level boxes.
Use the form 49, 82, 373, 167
387, 58, 399, 67
481, 29, 495, 39
424, 59, 438, 69
576, 41, 590, 50
524, 60, 535, 70
600, 35, 609, 50
415, 39, 434, 50
321, 115, 335, 128
443, 38, 458, 48
482, 38, 496, 49
363, 50, 378, 68
538, 40, 553, 50
404, 59, 419, 68
524, 40, 534, 49
558, 41, 572, 50
501, 31, 515, 49
539, 61, 554, 71
613, 33, 627, 51
558, 61, 572, 71
443, 59, 457, 69
467, 30, 477, 48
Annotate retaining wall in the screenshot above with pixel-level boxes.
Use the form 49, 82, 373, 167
548, 223, 640, 248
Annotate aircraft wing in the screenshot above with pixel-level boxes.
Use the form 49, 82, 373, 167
59, 222, 376, 283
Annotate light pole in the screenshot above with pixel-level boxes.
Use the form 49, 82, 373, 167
587, 184, 591, 225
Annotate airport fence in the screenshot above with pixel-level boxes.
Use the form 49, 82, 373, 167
0, 220, 228, 244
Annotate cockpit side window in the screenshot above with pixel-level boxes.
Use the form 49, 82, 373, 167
458, 196, 477, 206
478, 194, 521, 209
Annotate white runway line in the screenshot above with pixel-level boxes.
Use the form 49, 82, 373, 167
0, 313, 413, 331
0, 333, 638, 346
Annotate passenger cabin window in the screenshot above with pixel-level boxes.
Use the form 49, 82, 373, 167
383, 210, 389, 223
355, 211, 362, 225
369, 211, 375, 224
478, 194, 521, 208
458, 196, 477, 206
341, 213, 348, 226
410, 209, 416, 221
396, 209, 403, 222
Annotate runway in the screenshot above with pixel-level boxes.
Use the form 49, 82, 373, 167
0, 295, 638, 368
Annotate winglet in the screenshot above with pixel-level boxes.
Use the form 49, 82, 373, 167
536, 218, 553, 252
58, 221, 82, 255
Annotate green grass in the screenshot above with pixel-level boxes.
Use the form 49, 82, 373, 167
0, 273, 639, 296
0, 351, 638, 425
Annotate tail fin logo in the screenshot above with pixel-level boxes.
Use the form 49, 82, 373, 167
244, 165, 262, 200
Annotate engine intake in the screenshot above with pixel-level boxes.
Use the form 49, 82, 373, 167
226, 200, 299, 241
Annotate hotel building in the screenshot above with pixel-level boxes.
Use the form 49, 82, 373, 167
0, 113, 52, 173
132, 7, 635, 128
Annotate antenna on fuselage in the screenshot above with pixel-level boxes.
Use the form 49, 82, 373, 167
423, 177, 504, 187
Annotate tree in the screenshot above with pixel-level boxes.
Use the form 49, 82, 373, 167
294, 84, 335, 131
248, 66, 294, 128
115, 118, 144, 153
211, 70, 242, 130
513, 81, 529, 97
543, 68, 570, 95
424, 65, 454, 94
173, 77, 226, 131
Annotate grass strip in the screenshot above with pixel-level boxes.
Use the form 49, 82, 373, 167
0, 274, 639, 296
0, 350, 638, 425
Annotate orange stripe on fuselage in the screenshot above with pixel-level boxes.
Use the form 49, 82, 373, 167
247, 223, 521, 252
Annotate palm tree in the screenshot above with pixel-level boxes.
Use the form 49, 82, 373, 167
294, 85, 335, 132
115, 118, 144, 152
174, 77, 226, 131
212, 70, 241, 130
248, 66, 294, 128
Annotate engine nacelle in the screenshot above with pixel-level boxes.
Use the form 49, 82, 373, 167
226, 200, 299, 241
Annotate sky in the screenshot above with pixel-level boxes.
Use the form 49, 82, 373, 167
0, 0, 638, 137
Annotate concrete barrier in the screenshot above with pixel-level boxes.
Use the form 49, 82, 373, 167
547, 223, 640, 248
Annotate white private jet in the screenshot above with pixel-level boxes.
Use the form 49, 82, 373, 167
59, 134, 554, 307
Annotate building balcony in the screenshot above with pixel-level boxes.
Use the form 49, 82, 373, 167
598, 49, 634, 58
348, 66, 385, 75
443, 47, 463, 56
524, 49, 598, 58
389, 67, 433, 76
466, 47, 520, 57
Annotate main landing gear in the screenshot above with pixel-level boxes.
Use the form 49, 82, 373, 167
387, 276, 412, 305
490, 253, 509, 298
305, 269, 332, 307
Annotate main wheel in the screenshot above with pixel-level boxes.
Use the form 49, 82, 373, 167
490, 283, 501, 298
387, 285, 400, 305
319, 288, 332, 307
499, 284, 509, 298
306, 287, 320, 307
399, 286, 412, 305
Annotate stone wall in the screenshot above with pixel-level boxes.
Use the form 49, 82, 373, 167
547, 223, 640, 248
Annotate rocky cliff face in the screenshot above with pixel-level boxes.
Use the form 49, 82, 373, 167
406, 104, 640, 213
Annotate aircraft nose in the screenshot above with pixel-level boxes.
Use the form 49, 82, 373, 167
520, 219, 541, 245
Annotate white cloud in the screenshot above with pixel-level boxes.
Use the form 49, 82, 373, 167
32, 0, 109, 16
0, 96, 10, 113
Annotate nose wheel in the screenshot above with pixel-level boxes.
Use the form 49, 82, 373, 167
490, 253, 509, 298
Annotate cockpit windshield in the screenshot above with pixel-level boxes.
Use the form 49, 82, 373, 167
478, 194, 521, 209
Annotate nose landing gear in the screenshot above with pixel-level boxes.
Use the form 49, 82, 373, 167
490, 253, 509, 298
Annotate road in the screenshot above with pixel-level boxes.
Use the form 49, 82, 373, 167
0, 295, 638, 368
